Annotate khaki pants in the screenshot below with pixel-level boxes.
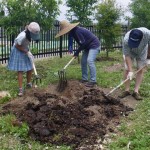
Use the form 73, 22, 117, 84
123, 55, 146, 70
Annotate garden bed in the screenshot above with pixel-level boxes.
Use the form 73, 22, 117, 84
1, 80, 134, 150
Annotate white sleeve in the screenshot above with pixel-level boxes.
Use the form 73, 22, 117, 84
122, 32, 131, 56
14, 32, 26, 45
147, 30, 150, 45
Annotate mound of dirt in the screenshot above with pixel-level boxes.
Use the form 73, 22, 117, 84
1, 80, 133, 150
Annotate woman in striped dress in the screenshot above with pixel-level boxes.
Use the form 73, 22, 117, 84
8, 22, 40, 96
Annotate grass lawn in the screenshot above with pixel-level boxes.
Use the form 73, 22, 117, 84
0, 50, 150, 150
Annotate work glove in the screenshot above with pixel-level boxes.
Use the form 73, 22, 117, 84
146, 59, 150, 65
127, 71, 134, 80
27, 51, 34, 60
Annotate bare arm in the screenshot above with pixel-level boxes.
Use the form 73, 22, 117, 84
125, 55, 133, 72
15, 44, 28, 53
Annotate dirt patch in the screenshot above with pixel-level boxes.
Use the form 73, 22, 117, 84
104, 63, 124, 72
1, 80, 134, 150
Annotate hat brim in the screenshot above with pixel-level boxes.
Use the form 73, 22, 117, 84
30, 32, 40, 41
128, 39, 140, 48
55, 22, 80, 38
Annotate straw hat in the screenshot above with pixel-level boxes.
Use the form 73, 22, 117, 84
55, 20, 80, 38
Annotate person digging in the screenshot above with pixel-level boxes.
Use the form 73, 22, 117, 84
55, 20, 101, 88
119, 27, 150, 100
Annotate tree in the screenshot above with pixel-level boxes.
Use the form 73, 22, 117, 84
66, 0, 99, 25
129, 0, 150, 28
96, 0, 122, 57
0, 0, 61, 33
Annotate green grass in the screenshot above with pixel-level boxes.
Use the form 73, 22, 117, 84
0, 50, 150, 149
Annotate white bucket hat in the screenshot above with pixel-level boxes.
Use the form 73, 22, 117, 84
28, 22, 40, 40
55, 20, 80, 38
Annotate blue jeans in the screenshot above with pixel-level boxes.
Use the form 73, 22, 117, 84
81, 47, 100, 82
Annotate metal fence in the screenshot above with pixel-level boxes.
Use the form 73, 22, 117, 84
0, 23, 128, 64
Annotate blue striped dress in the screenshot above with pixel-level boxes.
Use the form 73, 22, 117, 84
7, 31, 33, 71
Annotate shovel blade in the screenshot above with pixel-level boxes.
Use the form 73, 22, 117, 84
32, 75, 42, 85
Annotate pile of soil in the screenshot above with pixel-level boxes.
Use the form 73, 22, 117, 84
1, 80, 133, 150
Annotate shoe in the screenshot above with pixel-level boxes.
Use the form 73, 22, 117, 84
79, 80, 88, 83
132, 92, 143, 100
18, 88, 23, 97
26, 83, 32, 89
118, 91, 131, 98
85, 82, 97, 87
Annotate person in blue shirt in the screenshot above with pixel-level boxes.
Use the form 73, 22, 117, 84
55, 20, 101, 87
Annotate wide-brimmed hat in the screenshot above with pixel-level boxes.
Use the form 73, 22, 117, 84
55, 20, 80, 38
28, 22, 40, 41
128, 29, 143, 48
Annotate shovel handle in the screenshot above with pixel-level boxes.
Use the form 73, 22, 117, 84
106, 78, 129, 96
106, 65, 146, 96
63, 57, 75, 70
29, 56, 38, 76
32, 62, 38, 76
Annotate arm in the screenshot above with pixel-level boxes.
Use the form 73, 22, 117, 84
15, 44, 28, 53
122, 35, 133, 71
68, 34, 73, 53
74, 31, 86, 56
125, 55, 133, 72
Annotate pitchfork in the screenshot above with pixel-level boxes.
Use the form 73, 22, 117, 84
57, 57, 75, 92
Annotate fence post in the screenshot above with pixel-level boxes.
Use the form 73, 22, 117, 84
59, 36, 62, 58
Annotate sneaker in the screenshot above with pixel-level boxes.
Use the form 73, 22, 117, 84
79, 80, 88, 83
18, 88, 23, 97
85, 82, 97, 87
26, 83, 32, 89
132, 92, 143, 100
118, 91, 131, 98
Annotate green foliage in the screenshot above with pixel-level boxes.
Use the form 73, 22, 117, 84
0, 0, 61, 32
0, 114, 29, 138
0, 96, 11, 104
65, 0, 99, 25
96, 0, 122, 57
108, 70, 150, 150
30, 47, 38, 54
129, 0, 150, 28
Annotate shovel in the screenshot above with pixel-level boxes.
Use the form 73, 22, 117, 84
103, 65, 146, 99
32, 61, 42, 85
29, 56, 42, 86
57, 57, 75, 92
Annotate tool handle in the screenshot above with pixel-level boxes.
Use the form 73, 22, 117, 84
32, 62, 38, 75
63, 57, 75, 70
106, 79, 128, 96
106, 65, 146, 96
29, 56, 38, 75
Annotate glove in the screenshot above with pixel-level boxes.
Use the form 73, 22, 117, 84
74, 51, 79, 57
127, 72, 134, 80
146, 59, 150, 65
27, 51, 34, 60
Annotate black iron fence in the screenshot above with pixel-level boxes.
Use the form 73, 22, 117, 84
0, 24, 128, 64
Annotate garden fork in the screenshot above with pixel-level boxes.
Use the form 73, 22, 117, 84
57, 57, 75, 92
